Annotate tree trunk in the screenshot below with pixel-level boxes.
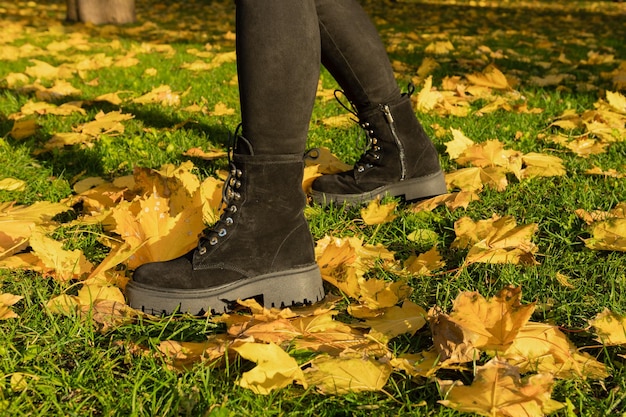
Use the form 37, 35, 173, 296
66, 0, 136, 25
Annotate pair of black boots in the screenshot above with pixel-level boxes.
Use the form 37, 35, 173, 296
125, 0, 447, 315
126, 94, 446, 315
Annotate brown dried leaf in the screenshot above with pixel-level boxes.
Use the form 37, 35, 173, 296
0, 292, 23, 320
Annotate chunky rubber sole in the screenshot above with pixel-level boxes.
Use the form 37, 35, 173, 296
310, 170, 447, 206
126, 264, 325, 316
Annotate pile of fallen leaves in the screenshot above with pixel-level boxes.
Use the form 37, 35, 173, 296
2, 1, 626, 415
2, 154, 626, 416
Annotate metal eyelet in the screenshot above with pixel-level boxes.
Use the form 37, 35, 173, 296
236, 169, 243, 178
210, 236, 219, 245
198, 246, 207, 255
225, 217, 233, 225
357, 165, 365, 173
229, 206, 237, 213
218, 228, 227, 237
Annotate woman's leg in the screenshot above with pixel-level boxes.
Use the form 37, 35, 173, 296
126, 0, 324, 315
237, 0, 320, 155
311, 0, 447, 205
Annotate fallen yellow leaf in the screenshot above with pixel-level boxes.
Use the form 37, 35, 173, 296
590, 308, 626, 346
233, 342, 307, 395
438, 359, 564, 417
306, 354, 392, 395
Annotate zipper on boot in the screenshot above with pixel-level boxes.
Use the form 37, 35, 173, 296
381, 103, 407, 181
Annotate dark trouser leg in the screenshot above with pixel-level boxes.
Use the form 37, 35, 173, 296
237, 0, 321, 155
126, 0, 325, 315
311, 0, 446, 205
315, 0, 399, 112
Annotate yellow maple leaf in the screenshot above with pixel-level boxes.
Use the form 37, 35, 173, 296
25, 59, 74, 79
9, 118, 37, 140
606, 90, 626, 114
182, 147, 228, 161
438, 359, 564, 417
456, 140, 523, 173
157, 335, 231, 371
360, 199, 397, 225
466, 65, 511, 90
305, 353, 392, 395
112, 192, 203, 269
445, 167, 484, 192
302, 164, 322, 195
447, 286, 536, 352
0, 178, 26, 192
0, 292, 23, 320
548, 134, 607, 157
304, 147, 352, 175
393, 348, 468, 379
132, 85, 180, 106
424, 40, 454, 55
590, 308, 626, 346
404, 246, 445, 276
315, 235, 361, 299
29, 230, 94, 282
358, 277, 412, 310
584, 218, 626, 252
429, 306, 482, 363
416, 75, 443, 112
209, 102, 235, 116
585, 166, 626, 178
521, 153, 566, 178
292, 311, 375, 355
453, 216, 539, 265
0, 221, 33, 260
34, 80, 81, 101
502, 322, 608, 379
233, 342, 307, 395
79, 110, 134, 137
365, 300, 427, 342
94, 92, 126, 106
445, 128, 475, 159
410, 191, 480, 212
320, 113, 354, 128
0, 203, 68, 259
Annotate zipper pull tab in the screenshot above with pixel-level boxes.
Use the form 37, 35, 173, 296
382, 104, 394, 124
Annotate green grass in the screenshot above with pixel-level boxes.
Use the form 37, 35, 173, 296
1, 0, 626, 415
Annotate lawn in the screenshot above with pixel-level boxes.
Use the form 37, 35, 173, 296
1, 0, 626, 416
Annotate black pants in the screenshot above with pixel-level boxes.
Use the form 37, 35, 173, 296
236, 0, 401, 155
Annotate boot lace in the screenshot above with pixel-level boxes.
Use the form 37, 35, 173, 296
333, 90, 383, 174
197, 128, 244, 255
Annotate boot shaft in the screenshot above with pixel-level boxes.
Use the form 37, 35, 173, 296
194, 146, 314, 274
355, 94, 441, 184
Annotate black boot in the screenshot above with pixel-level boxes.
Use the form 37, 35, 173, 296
310, 92, 446, 205
126, 138, 324, 315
